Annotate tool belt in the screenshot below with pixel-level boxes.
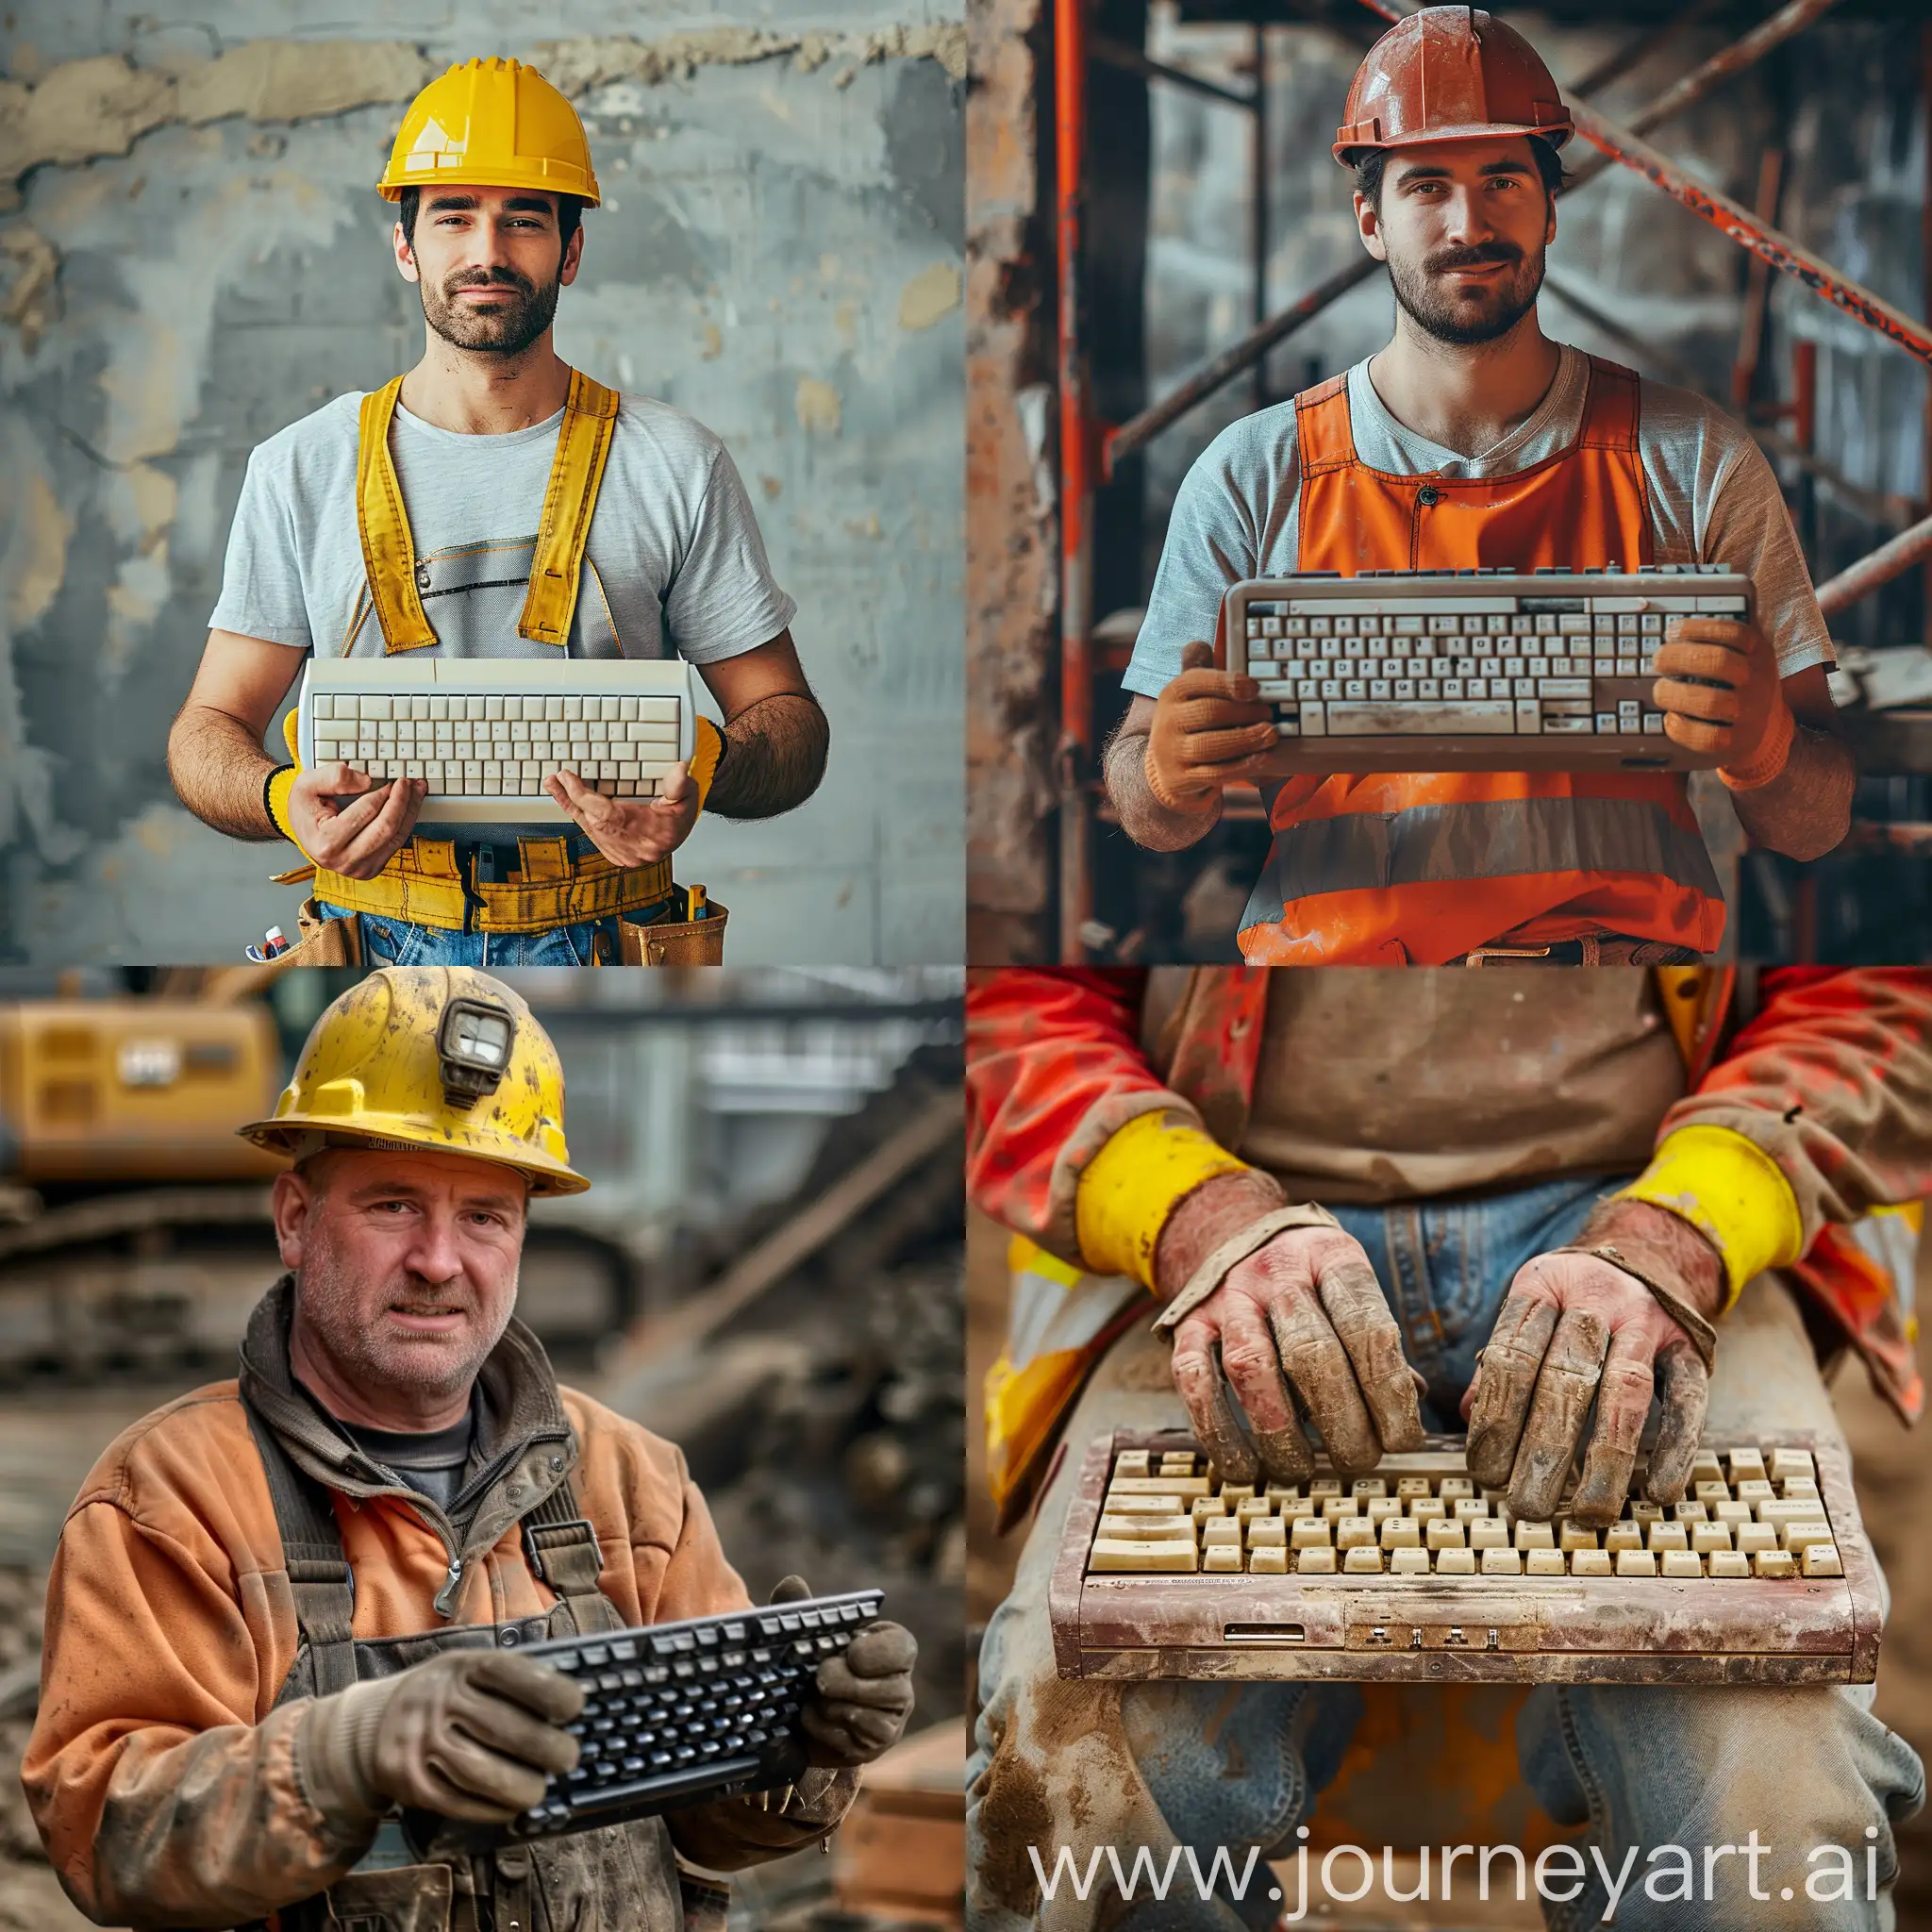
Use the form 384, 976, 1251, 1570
302, 833, 670, 934
267, 826, 726, 964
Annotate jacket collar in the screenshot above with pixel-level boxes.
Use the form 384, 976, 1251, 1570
238, 1275, 577, 1557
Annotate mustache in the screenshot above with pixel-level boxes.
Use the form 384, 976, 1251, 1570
441, 268, 538, 299
385, 1274, 474, 1310
1424, 242, 1524, 275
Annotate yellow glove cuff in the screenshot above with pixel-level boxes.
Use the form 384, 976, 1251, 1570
265, 763, 301, 844
690, 716, 726, 810
1074, 1109, 1253, 1291
1612, 1124, 1806, 1312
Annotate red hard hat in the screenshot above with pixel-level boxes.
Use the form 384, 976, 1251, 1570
1335, 6, 1573, 165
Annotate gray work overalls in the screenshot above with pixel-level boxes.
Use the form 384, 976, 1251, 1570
237, 1402, 724, 1932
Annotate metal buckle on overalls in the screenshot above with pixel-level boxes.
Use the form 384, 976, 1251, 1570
522, 1516, 598, 1584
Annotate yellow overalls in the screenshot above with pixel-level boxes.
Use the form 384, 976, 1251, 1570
274, 370, 725, 964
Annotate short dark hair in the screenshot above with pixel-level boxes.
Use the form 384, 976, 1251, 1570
1354, 134, 1568, 210
397, 185, 583, 255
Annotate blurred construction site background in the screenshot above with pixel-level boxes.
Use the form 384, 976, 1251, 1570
0, 964, 966, 1932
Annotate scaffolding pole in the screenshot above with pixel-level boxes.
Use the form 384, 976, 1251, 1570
1569, 105, 1932, 368
1055, 0, 1093, 962
1107, 0, 1843, 467
1815, 510, 1932, 621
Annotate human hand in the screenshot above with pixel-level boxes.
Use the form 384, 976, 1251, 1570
1143, 641, 1280, 812
286, 763, 425, 878
769, 1575, 916, 1770
1169, 1223, 1426, 1485
1651, 617, 1790, 779
546, 764, 701, 866
1463, 1202, 1723, 1526
298, 1648, 585, 1828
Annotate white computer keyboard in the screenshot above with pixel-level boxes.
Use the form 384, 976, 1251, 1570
296, 658, 698, 828
1220, 566, 1751, 774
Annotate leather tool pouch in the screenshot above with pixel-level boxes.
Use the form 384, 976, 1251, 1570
618, 892, 728, 966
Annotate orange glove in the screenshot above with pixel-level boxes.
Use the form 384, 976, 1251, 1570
1143, 640, 1280, 812
1650, 617, 1794, 789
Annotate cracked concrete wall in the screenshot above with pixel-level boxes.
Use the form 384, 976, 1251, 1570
0, 0, 964, 964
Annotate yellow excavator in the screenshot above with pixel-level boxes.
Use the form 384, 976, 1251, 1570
0, 968, 633, 1379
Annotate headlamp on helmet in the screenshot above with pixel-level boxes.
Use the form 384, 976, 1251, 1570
437, 996, 516, 1109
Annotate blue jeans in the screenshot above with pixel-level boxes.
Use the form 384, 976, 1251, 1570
318, 902, 617, 968
968, 1174, 1924, 1931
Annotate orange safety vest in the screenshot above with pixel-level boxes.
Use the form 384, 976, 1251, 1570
1236, 356, 1726, 965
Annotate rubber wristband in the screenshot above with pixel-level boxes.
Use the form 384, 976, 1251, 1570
1611, 1124, 1806, 1313
1074, 1111, 1256, 1289
1718, 701, 1795, 791
1152, 1203, 1343, 1334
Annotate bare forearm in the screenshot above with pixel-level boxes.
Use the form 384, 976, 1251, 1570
1103, 727, 1220, 852
168, 705, 279, 840
707, 693, 828, 819
1726, 723, 1855, 861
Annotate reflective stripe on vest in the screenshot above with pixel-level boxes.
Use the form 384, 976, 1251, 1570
1241, 790, 1722, 925
1241, 356, 1727, 965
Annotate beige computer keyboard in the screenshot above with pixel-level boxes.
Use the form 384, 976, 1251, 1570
1219, 566, 1750, 774
296, 658, 698, 830
1049, 1431, 1879, 1685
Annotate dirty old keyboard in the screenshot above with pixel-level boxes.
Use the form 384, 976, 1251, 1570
504, 1589, 885, 1839
1048, 1435, 1878, 1686
296, 658, 698, 834
1219, 566, 1752, 774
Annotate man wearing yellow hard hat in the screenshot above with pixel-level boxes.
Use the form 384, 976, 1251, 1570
24, 967, 917, 1929
169, 59, 827, 966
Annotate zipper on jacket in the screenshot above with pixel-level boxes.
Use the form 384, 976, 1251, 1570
434, 1555, 465, 1619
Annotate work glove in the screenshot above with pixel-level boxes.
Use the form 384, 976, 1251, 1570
1142, 640, 1280, 812
1651, 615, 1795, 789
295, 1648, 585, 1830
1463, 1199, 1724, 1528
769, 1575, 917, 1769
1167, 1223, 1427, 1485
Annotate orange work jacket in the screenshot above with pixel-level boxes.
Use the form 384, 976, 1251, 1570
1237, 357, 1726, 965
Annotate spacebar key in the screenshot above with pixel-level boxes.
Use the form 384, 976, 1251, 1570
1326, 700, 1516, 736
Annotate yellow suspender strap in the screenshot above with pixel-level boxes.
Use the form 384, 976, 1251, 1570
355, 369, 621, 654
355, 377, 439, 653
519, 368, 621, 646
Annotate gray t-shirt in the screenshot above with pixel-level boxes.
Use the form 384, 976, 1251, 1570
1126, 343, 1833, 697
210, 390, 795, 664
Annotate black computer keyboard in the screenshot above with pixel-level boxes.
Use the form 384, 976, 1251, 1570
506, 1588, 886, 1838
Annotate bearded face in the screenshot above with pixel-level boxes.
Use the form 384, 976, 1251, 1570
419, 260, 565, 358
1385, 232, 1545, 347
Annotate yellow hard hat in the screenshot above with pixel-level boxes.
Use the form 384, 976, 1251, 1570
239, 967, 589, 1196
377, 57, 601, 208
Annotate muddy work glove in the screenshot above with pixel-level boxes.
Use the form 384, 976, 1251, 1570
1164, 1222, 1427, 1485
1462, 1199, 1725, 1528
768, 1575, 916, 1769
296, 1649, 585, 1830
1142, 641, 1281, 812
